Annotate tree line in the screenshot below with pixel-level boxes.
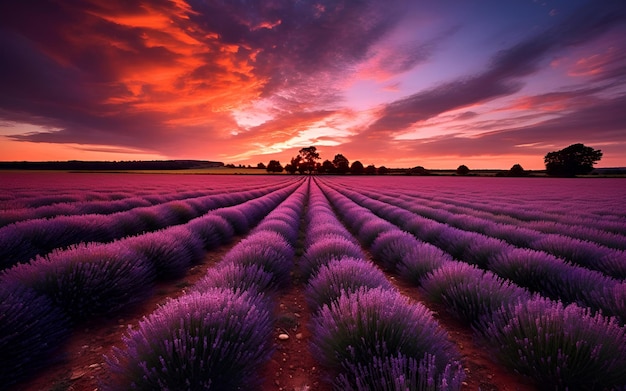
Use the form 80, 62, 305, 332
261, 143, 603, 177
263, 147, 390, 175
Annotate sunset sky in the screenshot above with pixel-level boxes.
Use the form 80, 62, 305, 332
1, 0, 625, 169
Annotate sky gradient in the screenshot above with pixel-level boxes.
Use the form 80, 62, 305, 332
1, 0, 625, 169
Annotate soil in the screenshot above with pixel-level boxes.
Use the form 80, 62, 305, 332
13, 241, 539, 391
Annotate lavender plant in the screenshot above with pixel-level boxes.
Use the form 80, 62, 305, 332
335, 352, 464, 391
0, 285, 71, 387
421, 262, 531, 327
395, 243, 452, 285
310, 287, 461, 382
481, 298, 626, 389
1, 242, 155, 321
194, 262, 275, 296
371, 230, 422, 271
186, 214, 235, 250
221, 231, 295, 290
212, 207, 251, 234
305, 257, 393, 312
300, 236, 366, 281
104, 288, 273, 390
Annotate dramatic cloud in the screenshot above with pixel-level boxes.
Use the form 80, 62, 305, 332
0, 0, 625, 168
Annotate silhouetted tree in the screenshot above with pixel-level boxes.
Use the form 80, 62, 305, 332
350, 161, 364, 175
289, 156, 302, 174
319, 159, 335, 174
257, 162, 266, 169
456, 165, 470, 175
378, 166, 389, 175
544, 143, 602, 177
407, 166, 430, 176
284, 163, 297, 174
297, 146, 320, 174
509, 163, 525, 177
333, 154, 350, 174
365, 164, 377, 175
266, 160, 283, 173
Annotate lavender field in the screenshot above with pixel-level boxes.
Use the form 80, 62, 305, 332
1, 172, 625, 390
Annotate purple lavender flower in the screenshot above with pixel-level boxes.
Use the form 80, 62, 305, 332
212, 207, 251, 234
194, 262, 275, 297
396, 243, 452, 285
310, 287, 460, 374
0, 284, 71, 387
355, 219, 397, 246
482, 297, 626, 389
104, 288, 273, 390
301, 236, 366, 280
305, 257, 393, 312
335, 352, 464, 391
371, 230, 421, 271
1, 241, 155, 321
421, 261, 530, 327
221, 230, 295, 290
186, 214, 235, 250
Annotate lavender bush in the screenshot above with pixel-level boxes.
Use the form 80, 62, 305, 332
104, 288, 273, 390
212, 207, 251, 234
481, 298, 626, 389
421, 262, 531, 327
395, 243, 452, 285
124, 226, 203, 280
186, 214, 235, 250
0, 285, 71, 387
335, 352, 464, 391
305, 257, 393, 312
371, 230, 422, 271
310, 287, 462, 384
355, 219, 398, 246
300, 236, 366, 281
221, 231, 295, 290
252, 219, 299, 246
194, 262, 275, 297
489, 247, 625, 322
1, 242, 155, 321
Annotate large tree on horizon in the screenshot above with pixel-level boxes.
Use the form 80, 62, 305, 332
333, 154, 350, 174
297, 146, 320, 174
544, 143, 602, 177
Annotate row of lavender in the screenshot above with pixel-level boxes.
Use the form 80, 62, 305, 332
0, 173, 265, 208
102, 180, 309, 389
316, 178, 626, 389
321, 178, 626, 322
0, 179, 303, 387
0, 176, 294, 227
302, 181, 465, 390
350, 177, 626, 249
359, 177, 626, 226
0, 178, 299, 269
